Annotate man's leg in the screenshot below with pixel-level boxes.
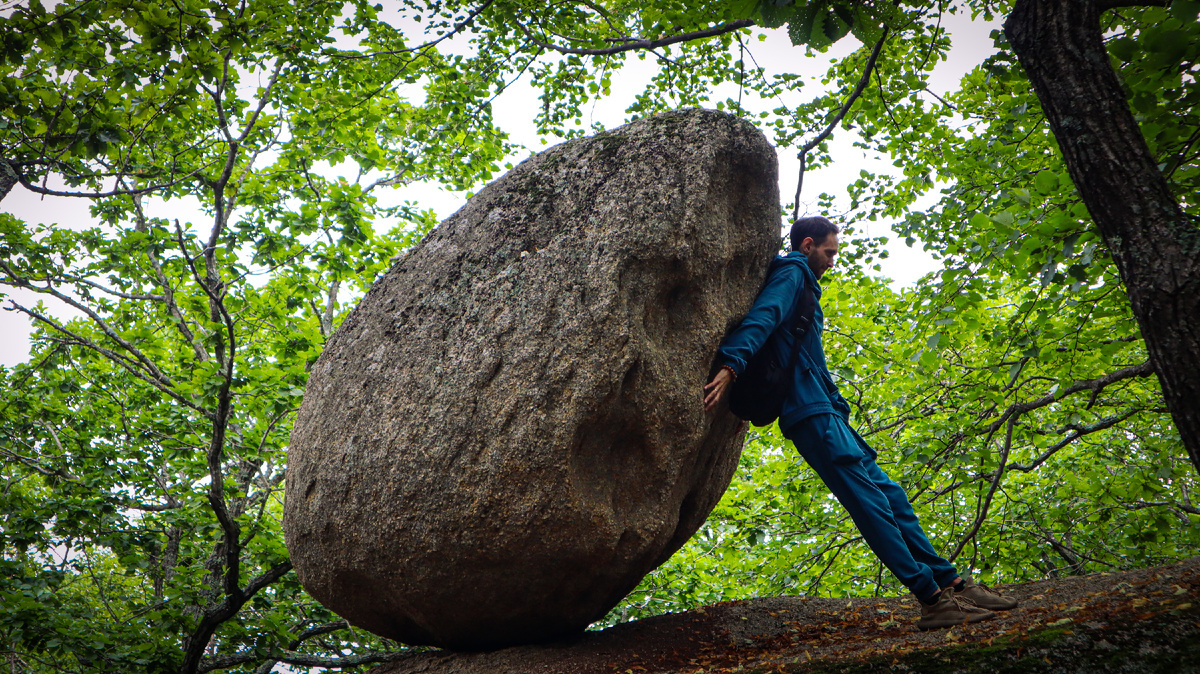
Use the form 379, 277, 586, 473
786, 413, 946, 601
837, 423, 960, 587
855, 446, 960, 589
841, 420, 1019, 612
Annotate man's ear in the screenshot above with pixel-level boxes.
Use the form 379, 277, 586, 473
800, 236, 815, 253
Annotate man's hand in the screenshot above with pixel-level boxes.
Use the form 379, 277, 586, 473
703, 367, 735, 413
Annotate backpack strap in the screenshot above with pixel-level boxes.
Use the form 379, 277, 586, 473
786, 284, 817, 370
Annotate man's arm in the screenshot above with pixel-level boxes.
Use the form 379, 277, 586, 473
714, 262, 802, 376
704, 261, 802, 411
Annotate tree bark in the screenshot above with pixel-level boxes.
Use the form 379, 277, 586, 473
1005, 0, 1200, 476
0, 160, 17, 202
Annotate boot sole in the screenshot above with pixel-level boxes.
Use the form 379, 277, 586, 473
957, 594, 1020, 611
917, 610, 997, 631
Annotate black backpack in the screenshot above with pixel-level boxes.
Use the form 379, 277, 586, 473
727, 284, 817, 427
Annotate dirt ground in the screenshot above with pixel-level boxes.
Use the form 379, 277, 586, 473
370, 556, 1200, 673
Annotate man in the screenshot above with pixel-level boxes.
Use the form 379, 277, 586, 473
703, 216, 1018, 630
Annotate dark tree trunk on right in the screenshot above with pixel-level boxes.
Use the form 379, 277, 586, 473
0, 160, 16, 202
1005, 0, 1200, 476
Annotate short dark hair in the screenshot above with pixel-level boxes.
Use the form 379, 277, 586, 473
790, 216, 839, 251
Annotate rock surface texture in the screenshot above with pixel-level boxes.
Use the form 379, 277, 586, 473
284, 108, 781, 650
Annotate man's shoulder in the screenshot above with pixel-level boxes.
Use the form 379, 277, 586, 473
768, 252, 808, 280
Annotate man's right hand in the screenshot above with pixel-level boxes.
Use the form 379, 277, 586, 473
703, 367, 735, 413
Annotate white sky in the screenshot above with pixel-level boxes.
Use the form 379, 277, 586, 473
0, 13, 1001, 368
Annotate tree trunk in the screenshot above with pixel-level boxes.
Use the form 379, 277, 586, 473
0, 160, 16, 203
1005, 0, 1200, 476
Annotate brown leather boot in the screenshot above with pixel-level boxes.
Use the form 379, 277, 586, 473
917, 587, 996, 630
954, 575, 1019, 611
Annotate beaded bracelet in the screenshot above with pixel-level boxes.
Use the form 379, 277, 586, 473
720, 364, 737, 381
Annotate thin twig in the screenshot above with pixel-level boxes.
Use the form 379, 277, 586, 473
516, 18, 753, 56
333, 0, 496, 60
948, 416, 1015, 562
794, 27, 890, 221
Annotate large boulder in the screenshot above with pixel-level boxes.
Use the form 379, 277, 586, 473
284, 108, 780, 650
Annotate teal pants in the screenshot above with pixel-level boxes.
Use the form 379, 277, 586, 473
784, 413, 958, 601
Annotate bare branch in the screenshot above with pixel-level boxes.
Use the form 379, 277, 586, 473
0, 259, 177, 385
516, 18, 754, 56
948, 415, 1015, 562
794, 27, 890, 220
978, 361, 1154, 436
333, 0, 496, 60
4, 300, 216, 420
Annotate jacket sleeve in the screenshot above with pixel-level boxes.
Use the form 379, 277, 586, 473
716, 263, 802, 376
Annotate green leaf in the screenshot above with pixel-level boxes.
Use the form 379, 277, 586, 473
759, 0, 798, 29
785, 4, 818, 44
1033, 170, 1060, 195
1169, 0, 1200, 22
1108, 37, 1138, 63
730, 0, 760, 20
1155, 29, 1191, 62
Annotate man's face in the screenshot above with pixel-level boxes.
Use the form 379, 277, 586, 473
800, 232, 839, 279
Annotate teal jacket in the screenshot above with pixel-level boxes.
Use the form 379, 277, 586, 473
717, 252, 851, 432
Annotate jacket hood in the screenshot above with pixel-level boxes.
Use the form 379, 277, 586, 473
773, 251, 822, 297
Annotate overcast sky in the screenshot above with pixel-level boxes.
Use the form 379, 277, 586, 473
0, 12, 1001, 368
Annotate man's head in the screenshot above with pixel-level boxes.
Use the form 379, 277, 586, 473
790, 216, 840, 279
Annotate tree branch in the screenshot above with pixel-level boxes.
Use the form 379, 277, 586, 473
333, 0, 496, 60
203, 647, 409, 673
62, 274, 165, 301
13, 165, 208, 199
1096, 0, 1167, 9
516, 19, 754, 56
793, 27, 889, 221
249, 620, 352, 674
127, 189, 211, 361
4, 300, 216, 420
0, 159, 18, 202
1128, 500, 1200, 516
180, 561, 292, 674
236, 60, 285, 145
0, 439, 79, 484
978, 361, 1153, 437
948, 415, 1015, 562
0, 260, 177, 385
1007, 408, 1142, 472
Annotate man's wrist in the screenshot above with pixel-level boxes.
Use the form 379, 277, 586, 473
720, 364, 737, 381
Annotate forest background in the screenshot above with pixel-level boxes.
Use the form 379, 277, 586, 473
0, 0, 1198, 672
